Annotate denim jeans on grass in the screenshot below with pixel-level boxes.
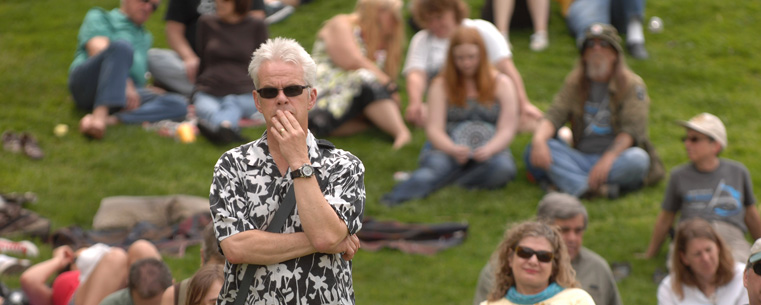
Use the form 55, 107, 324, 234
524, 139, 649, 197
566, 0, 646, 41
383, 148, 517, 204
193, 91, 258, 131
68, 40, 188, 123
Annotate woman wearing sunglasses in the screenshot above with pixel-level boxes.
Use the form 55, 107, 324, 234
657, 218, 748, 305
481, 221, 594, 305
307, 0, 411, 149
380, 26, 517, 206
192, 0, 268, 145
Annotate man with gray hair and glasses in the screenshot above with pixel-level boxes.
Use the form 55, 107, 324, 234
473, 192, 622, 305
209, 37, 365, 304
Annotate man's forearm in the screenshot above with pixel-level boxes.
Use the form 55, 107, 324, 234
292, 176, 350, 253
220, 230, 316, 265
406, 70, 427, 107
165, 21, 196, 61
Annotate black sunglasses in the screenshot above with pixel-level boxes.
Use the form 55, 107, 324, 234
256, 85, 309, 99
681, 135, 713, 143
753, 262, 761, 276
140, 0, 159, 12
584, 39, 612, 49
514, 245, 554, 263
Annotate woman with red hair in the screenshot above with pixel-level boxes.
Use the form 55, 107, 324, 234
381, 26, 519, 206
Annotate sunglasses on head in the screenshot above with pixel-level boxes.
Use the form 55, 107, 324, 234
140, 0, 159, 12
256, 85, 309, 99
584, 39, 612, 49
514, 245, 554, 263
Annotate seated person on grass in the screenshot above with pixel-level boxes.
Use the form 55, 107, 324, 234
644, 113, 761, 264
69, 0, 188, 139
473, 193, 622, 305
524, 23, 663, 199
20, 240, 161, 305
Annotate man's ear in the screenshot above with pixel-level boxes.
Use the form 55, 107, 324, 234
307, 87, 317, 111
253, 90, 262, 113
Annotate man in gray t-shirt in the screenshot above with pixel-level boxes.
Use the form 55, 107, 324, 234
644, 113, 761, 263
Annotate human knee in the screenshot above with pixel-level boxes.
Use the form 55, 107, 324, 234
624, 147, 650, 171
107, 40, 135, 59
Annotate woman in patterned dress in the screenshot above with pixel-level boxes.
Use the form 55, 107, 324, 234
308, 0, 411, 149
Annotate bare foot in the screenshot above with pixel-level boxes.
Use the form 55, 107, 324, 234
392, 130, 411, 150
79, 114, 106, 139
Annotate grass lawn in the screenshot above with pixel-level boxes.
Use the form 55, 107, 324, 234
1, 0, 761, 304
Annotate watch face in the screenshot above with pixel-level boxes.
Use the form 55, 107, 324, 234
302, 165, 314, 176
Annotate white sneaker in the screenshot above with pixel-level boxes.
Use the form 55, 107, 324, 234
529, 32, 549, 51
0, 254, 30, 275
0, 238, 39, 257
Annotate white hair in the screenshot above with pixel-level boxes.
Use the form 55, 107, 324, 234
248, 37, 316, 89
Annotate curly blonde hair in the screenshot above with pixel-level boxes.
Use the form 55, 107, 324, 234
487, 221, 579, 301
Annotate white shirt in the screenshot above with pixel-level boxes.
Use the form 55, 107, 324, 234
402, 18, 512, 79
657, 262, 749, 305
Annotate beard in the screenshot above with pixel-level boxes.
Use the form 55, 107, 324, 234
585, 57, 614, 82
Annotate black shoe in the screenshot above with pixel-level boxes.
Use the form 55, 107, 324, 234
197, 121, 247, 145
627, 42, 649, 60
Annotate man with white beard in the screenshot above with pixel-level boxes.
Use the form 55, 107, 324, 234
525, 23, 663, 198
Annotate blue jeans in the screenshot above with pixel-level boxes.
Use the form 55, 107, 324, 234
68, 40, 188, 124
383, 148, 517, 204
193, 91, 258, 131
524, 139, 649, 197
566, 0, 646, 41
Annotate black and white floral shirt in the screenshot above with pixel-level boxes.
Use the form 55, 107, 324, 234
210, 131, 365, 305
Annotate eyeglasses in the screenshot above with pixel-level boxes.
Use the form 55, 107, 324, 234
681, 136, 713, 143
140, 0, 159, 12
514, 245, 554, 263
584, 39, 612, 49
256, 85, 309, 99
752, 262, 761, 276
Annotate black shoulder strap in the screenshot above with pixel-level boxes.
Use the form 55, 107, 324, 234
233, 139, 333, 305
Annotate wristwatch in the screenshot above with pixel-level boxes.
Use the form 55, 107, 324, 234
290, 164, 315, 179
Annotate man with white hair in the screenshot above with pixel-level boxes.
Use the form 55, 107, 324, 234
473, 192, 622, 305
644, 113, 761, 263
209, 37, 364, 304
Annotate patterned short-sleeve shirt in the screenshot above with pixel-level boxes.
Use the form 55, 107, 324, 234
210, 131, 365, 305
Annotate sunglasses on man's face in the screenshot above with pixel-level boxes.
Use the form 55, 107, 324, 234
584, 39, 612, 49
751, 262, 761, 276
256, 85, 309, 99
140, 0, 159, 12
514, 245, 554, 263
681, 135, 713, 143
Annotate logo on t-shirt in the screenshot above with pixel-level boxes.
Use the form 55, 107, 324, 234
684, 180, 743, 217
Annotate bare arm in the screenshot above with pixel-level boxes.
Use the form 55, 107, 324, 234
220, 230, 317, 265
404, 69, 428, 127
86, 36, 110, 57
20, 246, 75, 305
271, 110, 355, 252
645, 210, 676, 258
529, 119, 557, 170
425, 78, 470, 164
319, 15, 390, 84
166, 21, 199, 81
746, 205, 761, 240
495, 58, 531, 113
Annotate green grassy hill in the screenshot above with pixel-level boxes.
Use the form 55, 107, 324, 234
1, 0, 761, 304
